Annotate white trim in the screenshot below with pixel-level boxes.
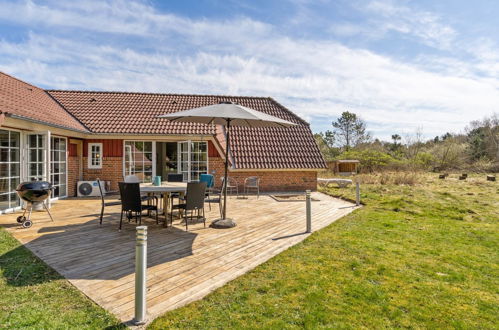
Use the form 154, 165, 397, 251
177, 140, 209, 182
50, 135, 68, 199
122, 139, 209, 183
124, 144, 132, 177
0, 127, 23, 214
229, 168, 323, 172
122, 140, 155, 182
88, 142, 103, 169
152, 141, 156, 180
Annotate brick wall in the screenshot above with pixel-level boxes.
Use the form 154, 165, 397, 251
208, 157, 317, 192
82, 157, 123, 192
67, 155, 80, 197
69, 154, 316, 195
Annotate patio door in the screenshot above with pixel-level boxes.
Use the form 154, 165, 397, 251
178, 141, 208, 182
179, 141, 190, 181
50, 136, 67, 198
0, 129, 21, 212
27, 132, 49, 181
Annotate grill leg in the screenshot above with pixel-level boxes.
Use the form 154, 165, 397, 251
43, 201, 54, 222
27, 204, 33, 221
21, 205, 28, 218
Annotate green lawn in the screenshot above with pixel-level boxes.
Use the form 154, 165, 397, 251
0, 227, 123, 329
150, 173, 498, 329
1, 174, 497, 328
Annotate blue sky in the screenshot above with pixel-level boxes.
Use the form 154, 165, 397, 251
0, 0, 498, 141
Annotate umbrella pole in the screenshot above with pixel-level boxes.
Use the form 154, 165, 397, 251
222, 119, 230, 219
210, 118, 236, 228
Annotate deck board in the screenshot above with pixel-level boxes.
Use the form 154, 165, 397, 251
0, 192, 357, 323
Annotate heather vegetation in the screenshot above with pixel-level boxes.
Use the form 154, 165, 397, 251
315, 112, 499, 173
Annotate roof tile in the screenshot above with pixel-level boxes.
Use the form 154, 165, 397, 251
47, 90, 326, 169
0, 72, 88, 132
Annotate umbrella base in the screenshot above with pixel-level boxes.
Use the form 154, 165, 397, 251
210, 218, 237, 229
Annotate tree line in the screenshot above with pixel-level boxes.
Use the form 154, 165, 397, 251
315, 111, 499, 173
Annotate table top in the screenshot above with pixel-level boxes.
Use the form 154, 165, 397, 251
140, 182, 187, 193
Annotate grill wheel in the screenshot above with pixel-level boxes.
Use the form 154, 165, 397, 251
22, 220, 33, 228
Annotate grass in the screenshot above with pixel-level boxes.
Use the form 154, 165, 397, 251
150, 173, 498, 329
0, 227, 124, 329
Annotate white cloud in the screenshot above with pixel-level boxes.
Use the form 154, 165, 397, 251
328, 0, 457, 51
0, 0, 497, 141
362, 0, 457, 49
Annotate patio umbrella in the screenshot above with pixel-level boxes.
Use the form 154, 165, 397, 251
159, 101, 297, 228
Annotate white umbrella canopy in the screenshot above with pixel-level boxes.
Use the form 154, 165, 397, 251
159, 102, 297, 229
158, 102, 297, 128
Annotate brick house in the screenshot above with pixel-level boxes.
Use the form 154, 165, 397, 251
0, 71, 326, 213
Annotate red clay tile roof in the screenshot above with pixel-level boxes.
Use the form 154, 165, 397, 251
48, 91, 326, 169
0, 72, 88, 132
0, 71, 324, 169
47, 91, 217, 135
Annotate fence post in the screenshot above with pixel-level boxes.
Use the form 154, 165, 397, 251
133, 226, 148, 325
306, 190, 312, 233
356, 182, 360, 206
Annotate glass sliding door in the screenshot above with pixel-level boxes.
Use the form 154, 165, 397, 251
0, 129, 21, 211
179, 141, 190, 181
124, 141, 154, 182
50, 137, 67, 197
156, 142, 178, 179
28, 134, 46, 181
190, 141, 208, 181
178, 141, 208, 182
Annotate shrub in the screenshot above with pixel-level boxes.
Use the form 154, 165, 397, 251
338, 150, 396, 172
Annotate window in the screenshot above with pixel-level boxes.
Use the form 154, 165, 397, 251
88, 143, 102, 169
0, 129, 20, 211
51, 137, 67, 197
124, 141, 153, 182
179, 141, 208, 182
28, 134, 45, 181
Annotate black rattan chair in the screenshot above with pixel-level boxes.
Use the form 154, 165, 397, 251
167, 173, 184, 208
167, 173, 184, 182
118, 182, 158, 231
97, 178, 121, 226
170, 182, 207, 230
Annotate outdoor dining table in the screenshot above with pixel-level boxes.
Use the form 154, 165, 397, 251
140, 182, 187, 226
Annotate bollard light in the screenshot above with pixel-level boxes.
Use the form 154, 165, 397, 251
133, 226, 148, 325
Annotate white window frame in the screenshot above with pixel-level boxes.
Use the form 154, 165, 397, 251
50, 136, 68, 198
0, 128, 23, 213
178, 140, 209, 182
88, 143, 103, 169
122, 140, 156, 182
27, 133, 47, 181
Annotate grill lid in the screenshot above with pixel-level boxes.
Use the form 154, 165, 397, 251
16, 181, 53, 192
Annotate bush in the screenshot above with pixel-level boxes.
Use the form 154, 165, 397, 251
338, 150, 396, 172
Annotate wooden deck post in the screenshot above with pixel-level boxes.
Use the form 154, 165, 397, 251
133, 226, 148, 325
356, 183, 360, 206
306, 190, 312, 233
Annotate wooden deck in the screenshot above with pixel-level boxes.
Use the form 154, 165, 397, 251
0, 192, 357, 324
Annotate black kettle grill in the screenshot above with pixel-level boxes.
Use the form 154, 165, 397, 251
15, 181, 55, 228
